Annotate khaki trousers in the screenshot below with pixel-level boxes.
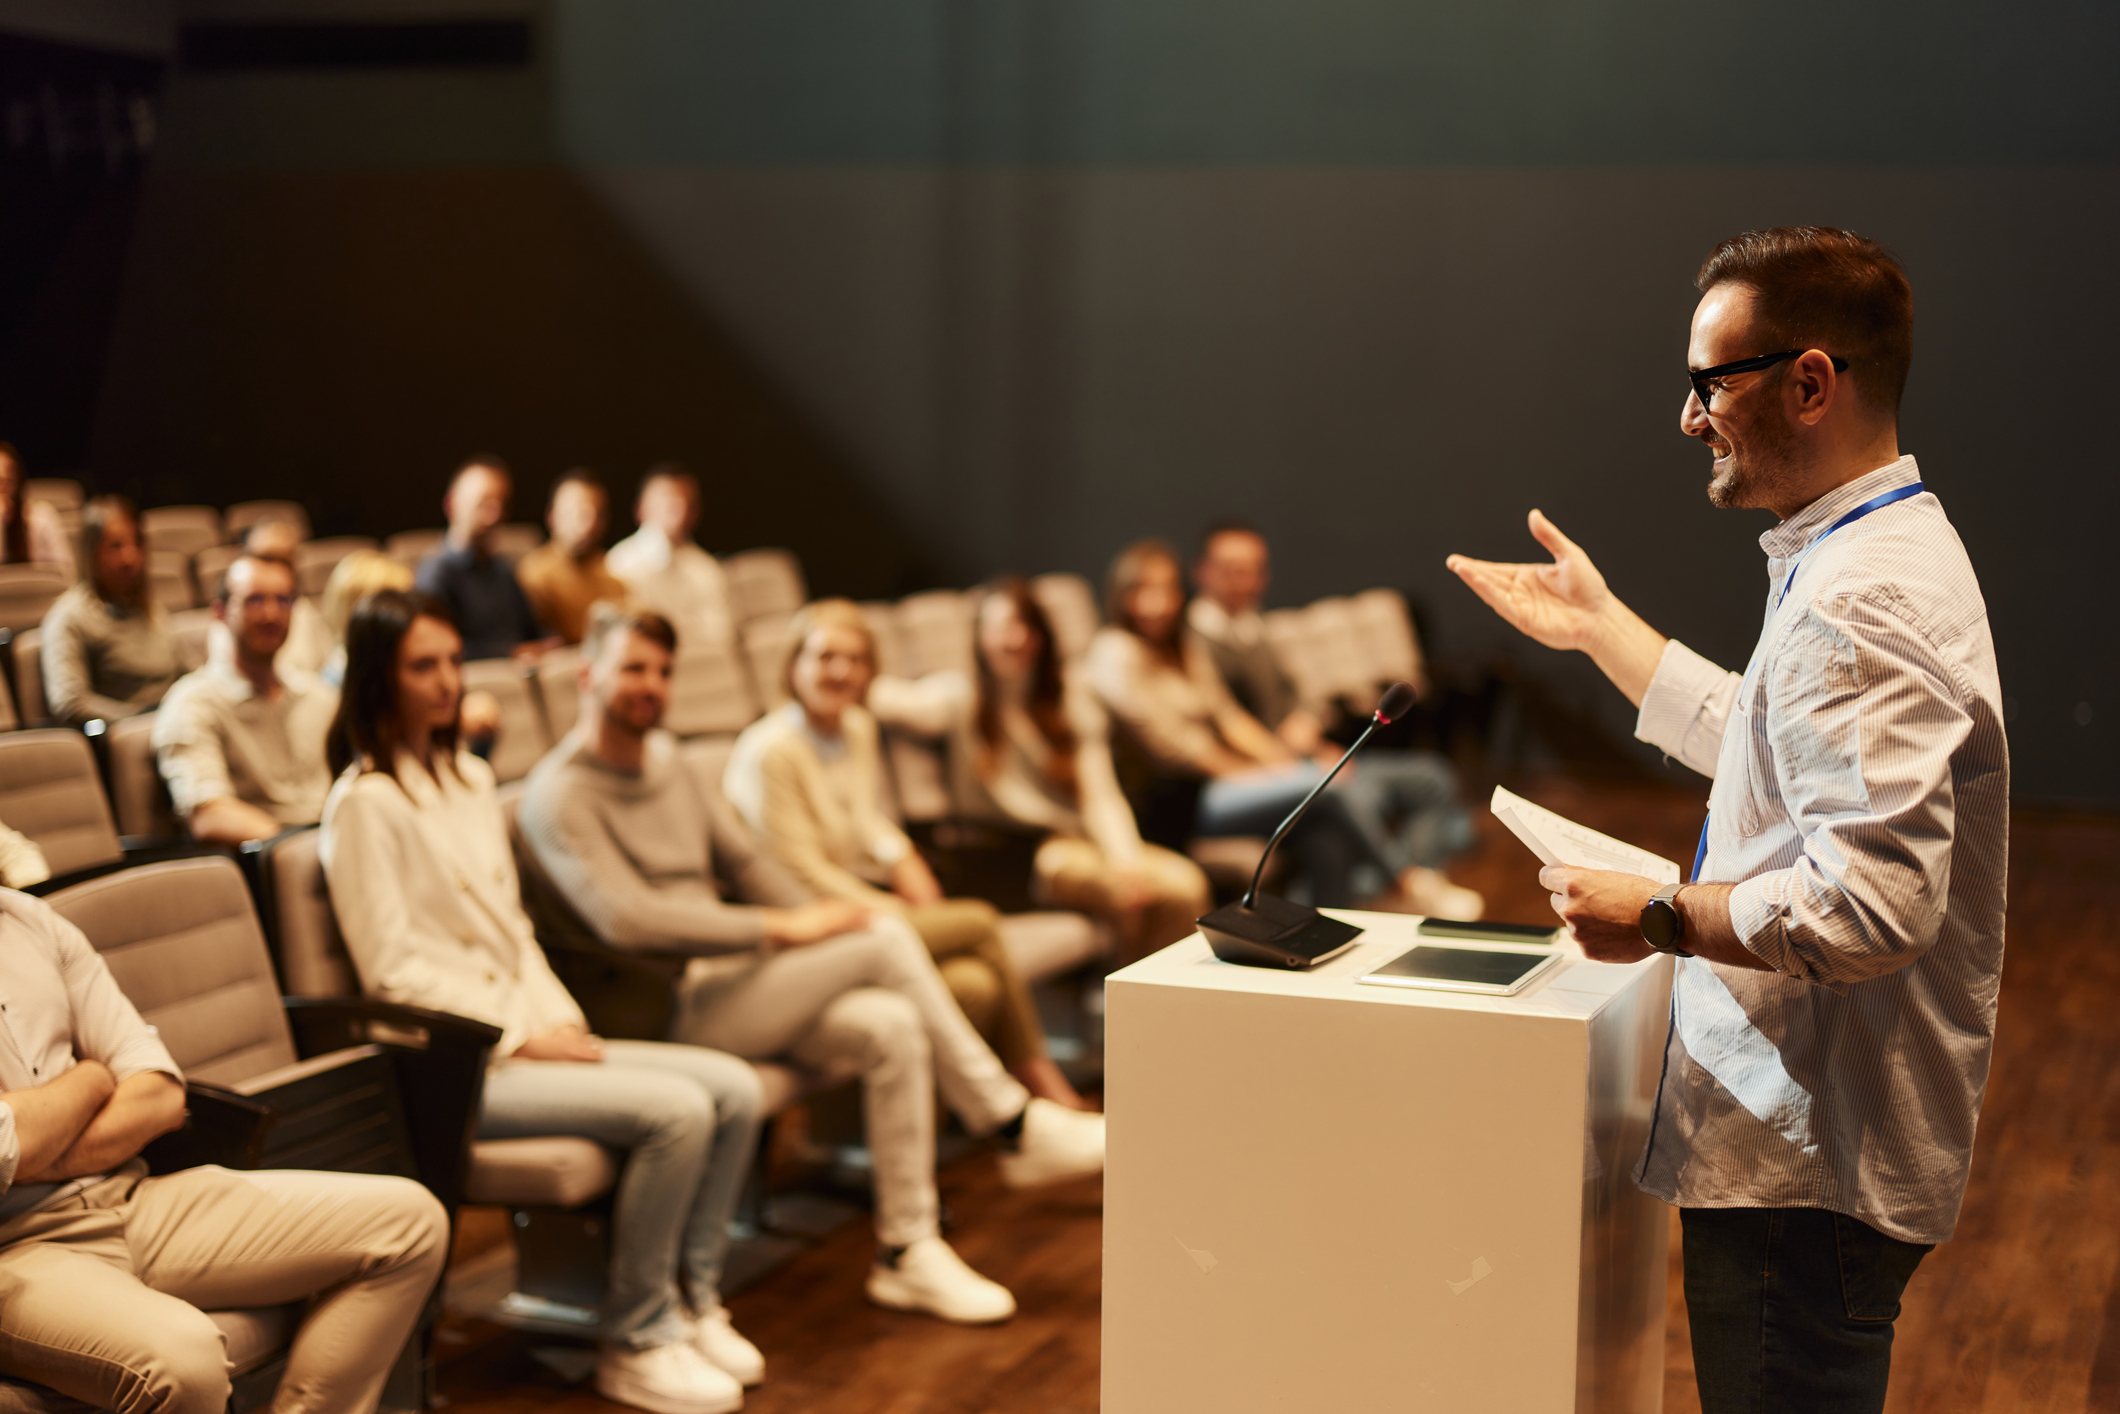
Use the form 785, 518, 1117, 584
902, 898, 1046, 1069
0, 1163, 448, 1414
1034, 838, 1213, 968
672, 920, 1029, 1248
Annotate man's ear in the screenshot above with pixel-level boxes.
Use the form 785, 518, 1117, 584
1791, 349, 1841, 428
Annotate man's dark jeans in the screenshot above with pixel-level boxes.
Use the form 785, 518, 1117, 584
1682, 1206, 1933, 1414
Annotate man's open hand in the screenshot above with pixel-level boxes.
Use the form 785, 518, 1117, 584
1540, 864, 1658, 964
1447, 510, 1615, 654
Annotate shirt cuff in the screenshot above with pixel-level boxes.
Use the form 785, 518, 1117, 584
1635, 640, 1730, 764
1725, 870, 1851, 995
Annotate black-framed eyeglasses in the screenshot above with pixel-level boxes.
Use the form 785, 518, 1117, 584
1688, 350, 1849, 414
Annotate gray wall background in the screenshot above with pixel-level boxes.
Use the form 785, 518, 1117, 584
32, 0, 2120, 801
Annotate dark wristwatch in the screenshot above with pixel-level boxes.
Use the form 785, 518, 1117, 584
1639, 883, 1694, 957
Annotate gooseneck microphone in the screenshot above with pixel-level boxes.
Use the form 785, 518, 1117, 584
1197, 680, 1421, 970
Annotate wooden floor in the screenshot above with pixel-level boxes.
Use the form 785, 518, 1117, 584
434, 777, 2120, 1413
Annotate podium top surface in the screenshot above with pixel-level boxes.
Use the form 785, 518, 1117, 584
1109, 909, 1664, 1022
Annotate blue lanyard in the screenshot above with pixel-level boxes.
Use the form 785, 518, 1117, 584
1694, 478, 1926, 883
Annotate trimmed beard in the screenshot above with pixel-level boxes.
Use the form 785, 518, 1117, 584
1705, 400, 1809, 511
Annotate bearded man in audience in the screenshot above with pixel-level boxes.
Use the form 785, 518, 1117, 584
0, 886, 446, 1414
516, 469, 628, 645
1188, 520, 1484, 919
606, 465, 736, 652
414, 456, 552, 662
154, 551, 338, 846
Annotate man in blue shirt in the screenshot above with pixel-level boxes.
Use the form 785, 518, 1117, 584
415, 456, 550, 661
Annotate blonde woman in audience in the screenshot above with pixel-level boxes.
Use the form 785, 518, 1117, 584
320, 589, 764, 1414
870, 577, 1213, 968
1088, 539, 1398, 911
724, 600, 1091, 1111
40, 495, 179, 726
317, 548, 415, 687
0, 442, 73, 575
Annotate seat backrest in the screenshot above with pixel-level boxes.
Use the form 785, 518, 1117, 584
45, 856, 299, 1086
147, 550, 198, 612
534, 645, 583, 740
0, 729, 121, 875
262, 825, 360, 999
1348, 587, 1422, 684
10, 627, 45, 726
166, 607, 213, 671
140, 506, 224, 560
664, 643, 760, 738
1301, 596, 1377, 709
0, 669, 14, 731
1030, 573, 1100, 661
192, 543, 241, 603
224, 500, 311, 542
881, 730, 950, 823
0, 565, 67, 633
1262, 606, 1331, 706
105, 713, 178, 839
384, 528, 445, 570
21, 478, 82, 510
738, 613, 795, 710
294, 537, 379, 598
895, 590, 976, 678
461, 658, 551, 785
488, 523, 544, 565
723, 548, 807, 624
860, 601, 908, 678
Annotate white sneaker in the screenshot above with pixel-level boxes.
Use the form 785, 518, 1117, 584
1400, 866, 1485, 922
688, 1306, 764, 1388
595, 1340, 744, 1414
866, 1235, 1017, 1324
995, 1097, 1106, 1189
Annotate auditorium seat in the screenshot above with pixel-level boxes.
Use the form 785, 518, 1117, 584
102, 713, 179, 840
0, 729, 123, 878
1348, 587, 1424, 686
860, 600, 909, 677
45, 854, 493, 1412
9, 626, 45, 726
167, 606, 213, 670
1031, 572, 1100, 661
739, 612, 796, 708
895, 590, 977, 677
461, 659, 552, 785
0, 673, 14, 732
385, 527, 446, 569
663, 642, 759, 738
487, 522, 544, 565
193, 542, 242, 601
224, 499, 311, 542
0, 563, 67, 632
140, 505, 224, 560
20, 477, 81, 510
147, 550, 198, 612
534, 645, 583, 739
295, 535, 380, 597
723, 547, 807, 625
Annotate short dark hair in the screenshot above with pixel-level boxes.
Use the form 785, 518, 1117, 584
327, 589, 464, 784
216, 551, 296, 604
1695, 226, 1914, 417
582, 601, 678, 663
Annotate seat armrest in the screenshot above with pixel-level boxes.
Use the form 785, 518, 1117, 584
143, 1081, 273, 1174
283, 998, 501, 1217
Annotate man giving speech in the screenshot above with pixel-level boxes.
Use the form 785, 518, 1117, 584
1448, 226, 2007, 1414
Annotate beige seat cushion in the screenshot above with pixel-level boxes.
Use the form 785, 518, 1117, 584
997, 911, 1110, 986
465, 1136, 620, 1208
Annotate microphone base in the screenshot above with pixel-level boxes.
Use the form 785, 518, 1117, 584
1198, 895, 1365, 970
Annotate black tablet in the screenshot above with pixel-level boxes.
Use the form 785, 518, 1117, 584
1357, 944, 1564, 996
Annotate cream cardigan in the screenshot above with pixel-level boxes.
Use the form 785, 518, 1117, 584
723, 703, 910, 908
319, 749, 584, 1060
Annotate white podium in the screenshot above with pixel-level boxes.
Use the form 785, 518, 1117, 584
1103, 912, 1672, 1413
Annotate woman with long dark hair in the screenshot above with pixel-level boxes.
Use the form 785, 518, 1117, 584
871, 577, 1212, 967
319, 589, 766, 1414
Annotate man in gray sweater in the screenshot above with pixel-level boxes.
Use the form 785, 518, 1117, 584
516, 606, 1107, 1326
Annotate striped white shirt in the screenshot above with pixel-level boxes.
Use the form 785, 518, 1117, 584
1632, 455, 2008, 1245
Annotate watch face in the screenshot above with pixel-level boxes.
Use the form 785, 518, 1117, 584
1641, 901, 1679, 950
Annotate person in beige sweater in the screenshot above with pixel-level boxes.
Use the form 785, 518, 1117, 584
724, 600, 1089, 1112
868, 578, 1211, 967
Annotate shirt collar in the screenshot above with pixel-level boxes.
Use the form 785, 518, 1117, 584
203, 657, 276, 704
1759, 454, 1921, 560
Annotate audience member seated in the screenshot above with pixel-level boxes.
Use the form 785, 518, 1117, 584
517, 468, 629, 644
0, 886, 447, 1414
318, 549, 415, 687
41, 495, 180, 726
233, 518, 334, 677
154, 551, 337, 846
0, 818, 50, 889
1087, 540, 1399, 911
607, 466, 735, 651
1189, 522, 1482, 919
518, 605, 1108, 1325
725, 601, 1089, 1111
319, 590, 763, 1414
0, 442, 72, 575
869, 578, 1213, 968
413, 456, 552, 662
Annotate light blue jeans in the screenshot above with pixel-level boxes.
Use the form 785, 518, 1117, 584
477, 1039, 762, 1349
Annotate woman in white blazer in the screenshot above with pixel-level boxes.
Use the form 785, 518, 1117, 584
318, 589, 761, 1414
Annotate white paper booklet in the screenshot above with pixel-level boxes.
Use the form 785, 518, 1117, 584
1489, 786, 1681, 885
